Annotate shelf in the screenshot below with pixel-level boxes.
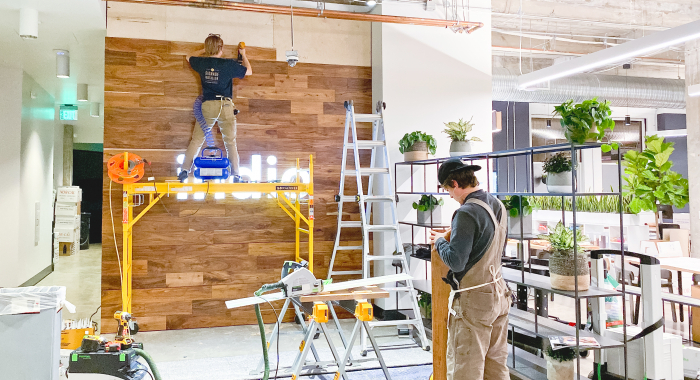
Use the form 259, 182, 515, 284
502, 267, 621, 299
492, 192, 622, 197
410, 253, 431, 262
506, 343, 591, 380
399, 221, 451, 229
508, 308, 625, 349
507, 234, 543, 240
396, 143, 607, 166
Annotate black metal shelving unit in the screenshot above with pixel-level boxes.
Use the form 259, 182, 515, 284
395, 142, 630, 380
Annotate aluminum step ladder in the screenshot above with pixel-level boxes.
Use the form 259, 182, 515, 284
327, 100, 430, 353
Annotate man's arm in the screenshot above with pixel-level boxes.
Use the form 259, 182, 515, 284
239, 48, 253, 76
186, 48, 206, 63
435, 211, 477, 273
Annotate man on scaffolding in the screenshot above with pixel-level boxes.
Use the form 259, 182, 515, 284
178, 33, 252, 183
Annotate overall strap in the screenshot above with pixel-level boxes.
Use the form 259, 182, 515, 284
465, 198, 503, 227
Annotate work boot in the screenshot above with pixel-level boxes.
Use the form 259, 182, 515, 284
178, 170, 188, 183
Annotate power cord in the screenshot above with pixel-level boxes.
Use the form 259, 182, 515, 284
132, 368, 155, 380
257, 296, 281, 380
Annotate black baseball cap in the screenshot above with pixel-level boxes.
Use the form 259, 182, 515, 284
438, 158, 481, 185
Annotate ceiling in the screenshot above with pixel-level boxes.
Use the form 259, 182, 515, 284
0, 0, 107, 139
489, 0, 700, 79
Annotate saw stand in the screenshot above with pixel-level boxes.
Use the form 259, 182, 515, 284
251, 287, 393, 379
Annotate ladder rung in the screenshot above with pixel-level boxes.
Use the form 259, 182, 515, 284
368, 319, 423, 327
337, 195, 357, 202
382, 287, 414, 292
339, 221, 363, 228
366, 255, 402, 261
345, 168, 390, 176
354, 114, 382, 122
353, 140, 385, 148
335, 246, 363, 251
366, 225, 398, 232
329, 270, 363, 276
364, 196, 394, 202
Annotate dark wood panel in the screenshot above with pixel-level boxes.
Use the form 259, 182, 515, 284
103, 36, 371, 333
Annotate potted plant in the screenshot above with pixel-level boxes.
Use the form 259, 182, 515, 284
501, 196, 534, 235
399, 131, 437, 162
417, 292, 431, 320
539, 222, 590, 291
544, 344, 576, 380
413, 195, 444, 225
623, 135, 689, 238
543, 153, 574, 193
553, 98, 617, 151
442, 117, 482, 157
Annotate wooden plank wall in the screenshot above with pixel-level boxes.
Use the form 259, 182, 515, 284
102, 37, 372, 332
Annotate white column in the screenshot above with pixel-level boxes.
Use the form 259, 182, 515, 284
685, 39, 700, 258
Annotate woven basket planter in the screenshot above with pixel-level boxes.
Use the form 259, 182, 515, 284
549, 250, 590, 291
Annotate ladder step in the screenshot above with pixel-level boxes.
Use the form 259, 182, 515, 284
353, 140, 385, 148
329, 270, 363, 276
382, 287, 414, 292
364, 196, 394, 202
368, 319, 423, 327
366, 225, 398, 232
335, 246, 363, 251
366, 255, 402, 261
345, 168, 390, 176
339, 221, 363, 228
354, 114, 382, 122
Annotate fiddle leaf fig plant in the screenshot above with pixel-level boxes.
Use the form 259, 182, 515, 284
443, 117, 483, 142
553, 98, 618, 152
623, 135, 689, 237
399, 131, 437, 155
412, 195, 444, 212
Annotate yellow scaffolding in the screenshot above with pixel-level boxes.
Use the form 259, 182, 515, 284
118, 155, 314, 314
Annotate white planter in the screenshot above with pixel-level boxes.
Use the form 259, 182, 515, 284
417, 207, 442, 225
547, 171, 574, 193
508, 213, 533, 236
449, 140, 472, 157
545, 355, 575, 380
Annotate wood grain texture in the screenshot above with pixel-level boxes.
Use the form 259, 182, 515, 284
102, 37, 372, 332
431, 233, 451, 380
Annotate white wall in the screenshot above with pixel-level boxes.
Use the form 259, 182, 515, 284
372, 2, 492, 307
18, 73, 57, 285
106, 2, 371, 67
0, 66, 23, 287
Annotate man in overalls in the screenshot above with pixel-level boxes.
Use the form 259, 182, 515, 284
429, 158, 511, 380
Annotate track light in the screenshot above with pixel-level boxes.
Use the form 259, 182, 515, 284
90, 102, 100, 118
624, 116, 631, 126
77, 83, 88, 102
56, 50, 69, 78
19, 8, 38, 39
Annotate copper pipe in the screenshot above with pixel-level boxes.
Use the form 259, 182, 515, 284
109, 0, 483, 31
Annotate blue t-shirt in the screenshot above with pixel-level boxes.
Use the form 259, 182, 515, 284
189, 56, 247, 101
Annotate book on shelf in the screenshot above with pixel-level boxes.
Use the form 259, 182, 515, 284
549, 336, 600, 350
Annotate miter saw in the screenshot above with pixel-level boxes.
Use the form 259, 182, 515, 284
225, 260, 412, 380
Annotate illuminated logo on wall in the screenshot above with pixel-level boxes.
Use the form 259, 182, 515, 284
176, 154, 310, 200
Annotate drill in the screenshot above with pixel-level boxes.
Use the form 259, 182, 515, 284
114, 311, 137, 348
237, 41, 245, 62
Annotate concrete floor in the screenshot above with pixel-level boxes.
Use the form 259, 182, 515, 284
40, 243, 693, 379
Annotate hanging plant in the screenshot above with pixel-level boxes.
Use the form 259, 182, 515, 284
553, 98, 618, 152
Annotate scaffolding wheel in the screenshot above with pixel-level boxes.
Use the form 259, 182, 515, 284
361, 350, 368, 357
423, 345, 430, 352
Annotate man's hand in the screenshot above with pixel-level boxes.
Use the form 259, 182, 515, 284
429, 228, 451, 245
239, 48, 253, 76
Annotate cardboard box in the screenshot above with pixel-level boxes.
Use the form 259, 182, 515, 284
693, 285, 700, 343
57, 187, 82, 203
55, 228, 76, 243
55, 216, 79, 229
58, 242, 75, 256
60, 328, 94, 350
55, 202, 78, 216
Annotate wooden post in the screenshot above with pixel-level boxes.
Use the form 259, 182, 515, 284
431, 231, 451, 380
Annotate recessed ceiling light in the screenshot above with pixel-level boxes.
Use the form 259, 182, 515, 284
56, 50, 69, 78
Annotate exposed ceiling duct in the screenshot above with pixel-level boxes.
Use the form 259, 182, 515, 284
493, 68, 686, 109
